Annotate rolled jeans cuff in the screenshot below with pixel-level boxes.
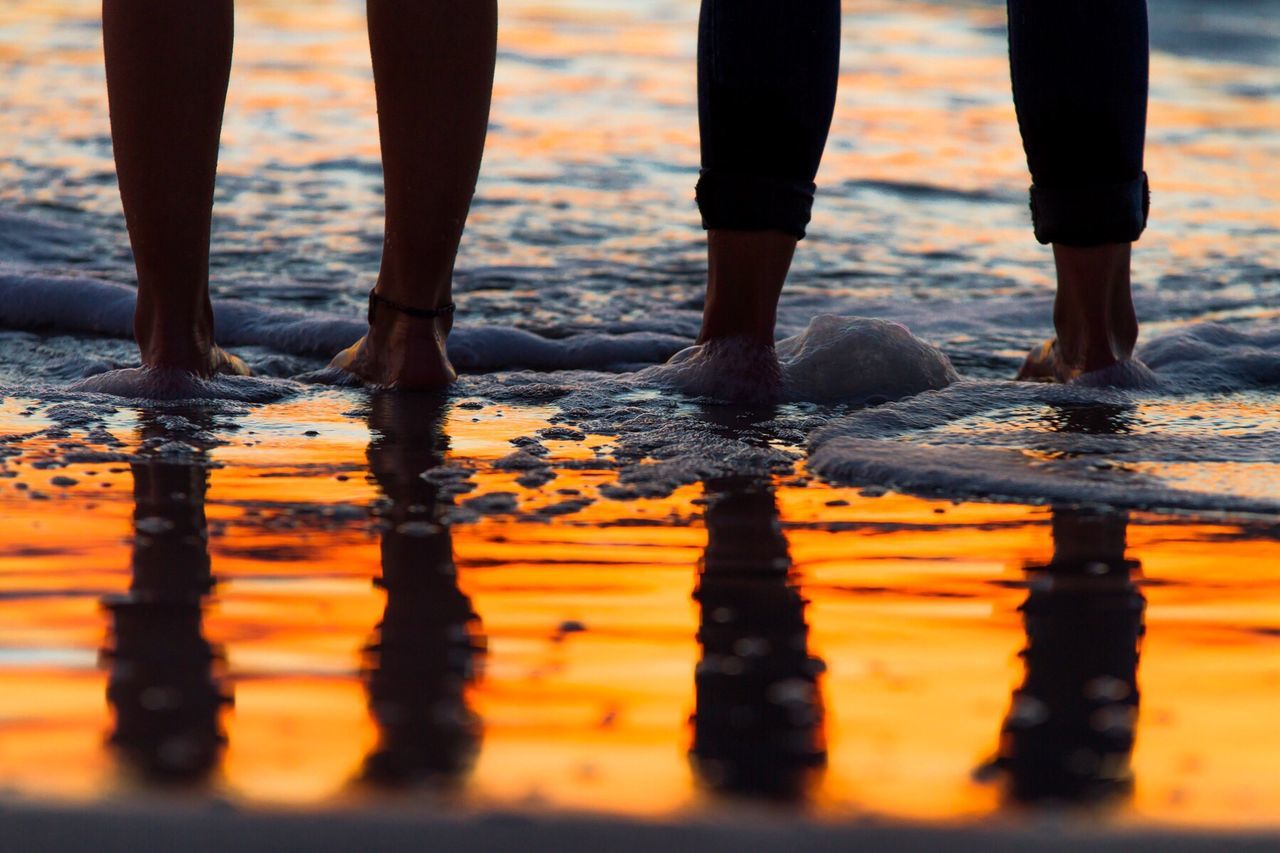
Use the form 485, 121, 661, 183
696, 170, 817, 240
1029, 173, 1150, 246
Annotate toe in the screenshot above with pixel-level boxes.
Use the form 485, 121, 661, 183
1016, 339, 1059, 382
215, 348, 253, 377
328, 337, 367, 373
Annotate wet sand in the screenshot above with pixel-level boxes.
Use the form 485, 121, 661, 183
5, 800, 1280, 853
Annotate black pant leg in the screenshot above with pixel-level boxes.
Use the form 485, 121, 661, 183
1008, 0, 1150, 246
696, 0, 841, 240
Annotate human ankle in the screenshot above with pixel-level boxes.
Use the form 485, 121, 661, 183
697, 305, 777, 347
373, 252, 453, 309
1051, 243, 1138, 374
698, 229, 796, 347
134, 299, 218, 373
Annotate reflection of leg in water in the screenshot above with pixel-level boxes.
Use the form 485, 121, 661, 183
1046, 401, 1135, 437
361, 394, 485, 787
691, 476, 825, 800
995, 508, 1145, 804
101, 417, 229, 783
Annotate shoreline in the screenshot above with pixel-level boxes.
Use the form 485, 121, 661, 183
6, 798, 1279, 853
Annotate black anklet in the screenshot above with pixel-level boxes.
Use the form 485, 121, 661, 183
368, 289, 456, 324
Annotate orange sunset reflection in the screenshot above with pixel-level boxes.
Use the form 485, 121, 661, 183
1, 393, 1277, 826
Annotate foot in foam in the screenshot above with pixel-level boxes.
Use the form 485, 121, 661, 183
68, 364, 290, 402
329, 317, 456, 390
1016, 339, 1065, 382
1022, 244, 1152, 388
212, 345, 251, 377
1016, 338, 1157, 388
647, 336, 784, 404
65, 343, 274, 401
643, 316, 958, 405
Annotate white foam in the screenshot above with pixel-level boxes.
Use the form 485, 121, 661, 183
68, 366, 297, 403
807, 371, 1280, 514
808, 435, 1280, 515
1138, 322, 1280, 393
0, 270, 687, 373
638, 315, 958, 404
1070, 358, 1159, 390
776, 315, 959, 402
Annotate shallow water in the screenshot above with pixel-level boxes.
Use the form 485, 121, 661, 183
0, 0, 1277, 832
2, 396, 1279, 827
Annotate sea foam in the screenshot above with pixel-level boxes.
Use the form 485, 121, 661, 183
639, 314, 958, 404
0, 270, 687, 373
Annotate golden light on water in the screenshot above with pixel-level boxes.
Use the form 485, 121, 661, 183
1, 397, 1278, 826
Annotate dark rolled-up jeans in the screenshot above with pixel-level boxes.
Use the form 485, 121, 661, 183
696, 0, 1150, 246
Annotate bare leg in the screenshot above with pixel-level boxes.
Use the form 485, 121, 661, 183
103, 0, 246, 377
667, 230, 797, 400
1018, 244, 1140, 382
331, 0, 497, 389
698, 230, 797, 347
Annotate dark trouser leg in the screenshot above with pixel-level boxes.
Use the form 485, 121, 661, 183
1008, 0, 1150, 247
692, 0, 840, 354
696, 0, 841, 239
1008, 1, 1150, 381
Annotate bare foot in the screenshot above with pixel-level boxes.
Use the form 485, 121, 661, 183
1016, 338, 1066, 382
72, 313, 267, 399
1017, 338, 1156, 388
1017, 244, 1144, 384
654, 336, 783, 403
137, 334, 251, 379
657, 229, 795, 402
212, 345, 251, 377
134, 290, 249, 378
330, 311, 456, 390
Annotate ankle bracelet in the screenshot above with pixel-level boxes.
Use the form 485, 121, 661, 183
368, 289, 456, 324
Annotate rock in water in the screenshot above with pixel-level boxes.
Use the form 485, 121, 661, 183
777, 315, 958, 403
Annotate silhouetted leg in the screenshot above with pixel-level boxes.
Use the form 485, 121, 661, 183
994, 509, 1145, 804
103, 1, 246, 378
690, 476, 826, 799
102, 414, 229, 783
332, 1, 498, 390
360, 394, 485, 786
675, 1, 840, 400
1008, 1, 1150, 382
